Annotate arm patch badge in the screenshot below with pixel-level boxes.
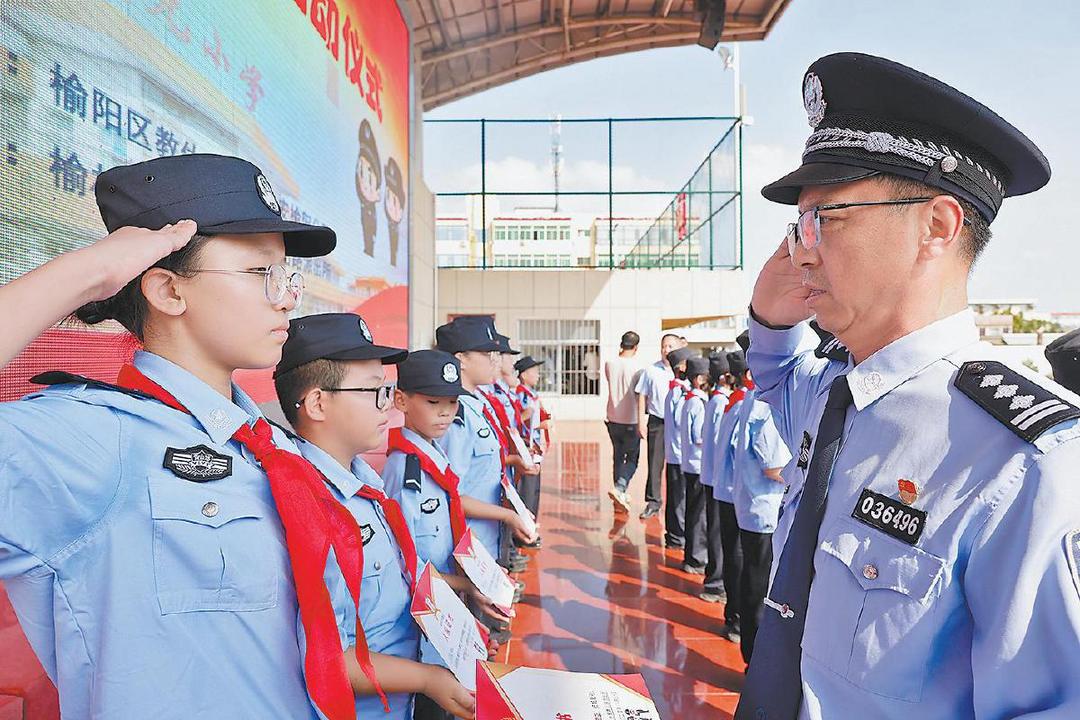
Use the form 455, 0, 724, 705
954, 361, 1080, 443
163, 445, 232, 482
360, 523, 375, 546
797, 431, 812, 470
1066, 530, 1080, 603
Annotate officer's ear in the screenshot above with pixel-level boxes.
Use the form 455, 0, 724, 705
140, 267, 187, 318
919, 195, 965, 263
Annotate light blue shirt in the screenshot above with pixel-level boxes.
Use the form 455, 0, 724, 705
635, 360, 674, 418
749, 308, 1080, 719
679, 389, 708, 474
295, 440, 419, 720
731, 388, 792, 534
0, 350, 328, 719
710, 398, 742, 504
663, 380, 689, 464
699, 392, 729, 489
437, 393, 503, 558
516, 384, 542, 446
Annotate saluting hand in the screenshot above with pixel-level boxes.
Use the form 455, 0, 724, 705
750, 238, 813, 328
82, 220, 198, 302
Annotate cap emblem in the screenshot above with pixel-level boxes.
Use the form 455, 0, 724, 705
255, 174, 281, 215
803, 72, 827, 128
442, 363, 459, 383
357, 317, 373, 343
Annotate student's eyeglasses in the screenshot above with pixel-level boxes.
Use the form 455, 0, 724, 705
785, 198, 948, 258
320, 383, 396, 410
192, 264, 304, 305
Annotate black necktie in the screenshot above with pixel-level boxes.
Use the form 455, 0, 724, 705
736, 374, 853, 720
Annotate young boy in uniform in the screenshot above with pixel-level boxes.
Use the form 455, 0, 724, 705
662, 346, 695, 550
679, 356, 712, 575
273, 313, 474, 720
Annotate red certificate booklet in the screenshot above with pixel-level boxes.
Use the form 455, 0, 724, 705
476, 662, 661, 719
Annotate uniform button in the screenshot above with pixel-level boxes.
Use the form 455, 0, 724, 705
202, 501, 219, 518
374, 561, 382, 571
862, 563, 879, 580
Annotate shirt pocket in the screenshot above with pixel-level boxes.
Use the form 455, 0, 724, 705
148, 473, 278, 615
809, 517, 946, 702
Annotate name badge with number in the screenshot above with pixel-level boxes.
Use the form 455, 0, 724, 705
851, 488, 927, 545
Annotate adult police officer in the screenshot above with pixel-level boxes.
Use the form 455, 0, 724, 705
737, 53, 1080, 719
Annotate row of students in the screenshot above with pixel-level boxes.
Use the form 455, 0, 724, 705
659, 334, 791, 666
0, 153, 547, 720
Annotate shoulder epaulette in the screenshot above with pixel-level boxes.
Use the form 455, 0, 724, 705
954, 360, 1080, 443
810, 321, 850, 362
29, 371, 158, 401
453, 402, 466, 425
403, 453, 422, 491
264, 418, 302, 443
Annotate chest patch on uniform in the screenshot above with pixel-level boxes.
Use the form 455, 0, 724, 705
163, 445, 232, 482
955, 360, 1080, 443
478, 427, 491, 439
851, 488, 926, 545
360, 523, 375, 546
1066, 530, 1080, 602
797, 431, 812, 469
420, 498, 441, 514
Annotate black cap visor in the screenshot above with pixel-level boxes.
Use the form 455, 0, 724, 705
399, 382, 468, 398
201, 217, 336, 258
762, 162, 879, 205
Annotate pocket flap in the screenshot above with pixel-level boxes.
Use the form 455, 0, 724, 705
148, 474, 265, 528
820, 519, 945, 601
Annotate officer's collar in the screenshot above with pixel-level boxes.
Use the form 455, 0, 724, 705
400, 426, 449, 472
845, 308, 980, 411
133, 351, 256, 444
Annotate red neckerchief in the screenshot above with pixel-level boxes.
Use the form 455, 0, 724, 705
476, 388, 512, 456
117, 364, 385, 717
386, 428, 468, 547
494, 383, 526, 436
354, 483, 418, 592
724, 379, 755, 412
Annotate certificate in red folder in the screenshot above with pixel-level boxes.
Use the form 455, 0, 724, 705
453, 528, 516, 616
410, 562, 490, 691
476, 662, 661, 720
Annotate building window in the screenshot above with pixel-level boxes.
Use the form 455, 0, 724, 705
518, 319, 601, 396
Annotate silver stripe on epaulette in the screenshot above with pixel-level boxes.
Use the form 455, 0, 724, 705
804, 128, 1004, 193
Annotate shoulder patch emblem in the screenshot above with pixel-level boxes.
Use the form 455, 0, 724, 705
797, 431, 812, 470
420, 498, 441, 514
810, 320, 849, 362
360, 523, 375, 546
163, 445, 232, 482
954, 361, 1080, 443
1066, 530, 1080, 602
403, 454, 422, 492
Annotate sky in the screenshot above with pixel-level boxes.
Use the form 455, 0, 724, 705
425, 0, 1080, 312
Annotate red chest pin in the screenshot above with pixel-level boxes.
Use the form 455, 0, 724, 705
898, 478, 919, 505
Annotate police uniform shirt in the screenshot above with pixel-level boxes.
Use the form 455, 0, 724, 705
731, 388, 792, 535
294, 439, 419, 720
663, 380, 690, 465
382, 426, 456, 576
698, 392, 730, 490
710, 398, 743, 504
0, 350, 332, 719
679, 388, 708, 474
437, 393, 503, 558
749, 308, 1080, 718
516, 384, 542, 446
634, 360, 675, 418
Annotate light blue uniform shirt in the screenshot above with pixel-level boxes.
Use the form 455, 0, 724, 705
731, 388, 792, 534
710, 399, 742, 504
0, 351, 328, 719
635, 360, 674, 418
295, 440, 419, 720
516, 384, 542, 446
382, 427, 456, 576
749, 308, 1080, 719
663, 380, 689, 464
437, 393, 503, 558
699, 392, 729, 489
679, 388, 708, 474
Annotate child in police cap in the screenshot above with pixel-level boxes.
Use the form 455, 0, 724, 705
274, 313, 475, 720
383, 349, 516, 720
0, 154, 370, 720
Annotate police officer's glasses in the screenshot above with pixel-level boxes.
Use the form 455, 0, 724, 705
193, 264, 305, 305
786, 198, 934, 257
321, 383, 396, 410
